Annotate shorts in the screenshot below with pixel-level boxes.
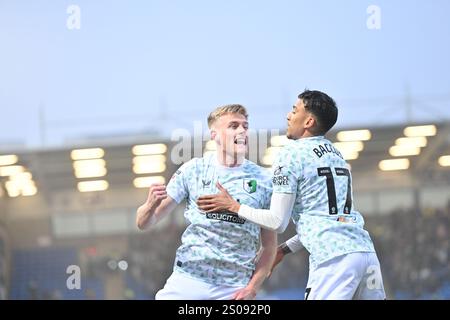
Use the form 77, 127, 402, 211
305, 252, 386, 300
155, 270, 245, 300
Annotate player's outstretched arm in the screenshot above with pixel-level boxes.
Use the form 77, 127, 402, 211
197, 183, 295, 233
231, 229, 277, 300
136, 183, 178, 230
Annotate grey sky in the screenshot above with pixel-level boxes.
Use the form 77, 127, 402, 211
1, 0, 449, 148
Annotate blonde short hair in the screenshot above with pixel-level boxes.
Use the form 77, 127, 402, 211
207, 104, 248, 128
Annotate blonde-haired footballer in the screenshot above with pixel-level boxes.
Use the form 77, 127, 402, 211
137, 104, 276, 300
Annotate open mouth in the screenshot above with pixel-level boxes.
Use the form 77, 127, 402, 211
234, 137, 246, 145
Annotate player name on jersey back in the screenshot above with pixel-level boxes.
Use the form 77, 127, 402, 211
312, 142, 344, 159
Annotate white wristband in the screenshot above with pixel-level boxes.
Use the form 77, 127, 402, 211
286, 235, 304, 253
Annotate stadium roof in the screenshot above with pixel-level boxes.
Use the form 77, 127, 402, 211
1, 121, 449, 199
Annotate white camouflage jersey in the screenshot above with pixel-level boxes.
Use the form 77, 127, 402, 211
166, 153, 272, 286
272, 136, 375, 269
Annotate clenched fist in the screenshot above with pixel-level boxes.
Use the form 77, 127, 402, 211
146, 183, 168, 210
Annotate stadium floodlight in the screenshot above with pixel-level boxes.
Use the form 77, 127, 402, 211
333, 141, 363, 161
4, 181, 20, 197
133, 162, 166, 174
133, 176, 166, 188
71, 148, 105, 160
133, 146, 167, 183
389, 145, 421, 157
73, 159, 106, 170
438, 155, 450, 167
334, 141, 364, 153
0, 154, 18, 166
339, 150, 360, 160
74, 167, 107, 179
379, 159, 410, 171
132, 144, 167, 156
133, 154, 166, 174
205, 140, 217, 151
132, 155, 167, 166
77, 180, 109, 192
270, 135, 289, 147
336, 130, 371, 142
9, 171, 33, 181
0, 165, 25, 177
403, 125, 437, 137
395, 137, 427, 148
4, 171, 37, 197
5, 179, 37, 197
73, 159, 107, 178
20, 184, 37, 196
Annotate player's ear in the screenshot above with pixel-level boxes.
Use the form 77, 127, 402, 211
210, 129, 217, 140
305, 115, 315, 129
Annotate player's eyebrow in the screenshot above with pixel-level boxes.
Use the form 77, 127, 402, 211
228, 121, 248, 127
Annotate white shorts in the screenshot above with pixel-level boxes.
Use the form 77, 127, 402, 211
305, 252, 386, 300
155, 270, 245, 300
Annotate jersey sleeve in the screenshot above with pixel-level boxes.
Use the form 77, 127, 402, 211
271, 146, 299, 194
238, 193, 295, 233
166, 160, 193, 204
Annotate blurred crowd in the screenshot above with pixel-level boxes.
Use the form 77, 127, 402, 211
128, 224, 183, 298
366, 201, 450, 299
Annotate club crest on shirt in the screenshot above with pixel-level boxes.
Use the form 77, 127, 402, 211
243, 179, 257, 193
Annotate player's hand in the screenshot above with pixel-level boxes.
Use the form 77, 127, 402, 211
196, 182, 240, 214
231, 286, 257, 300
268, 246, 285, 278
146, 183, 167, 210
